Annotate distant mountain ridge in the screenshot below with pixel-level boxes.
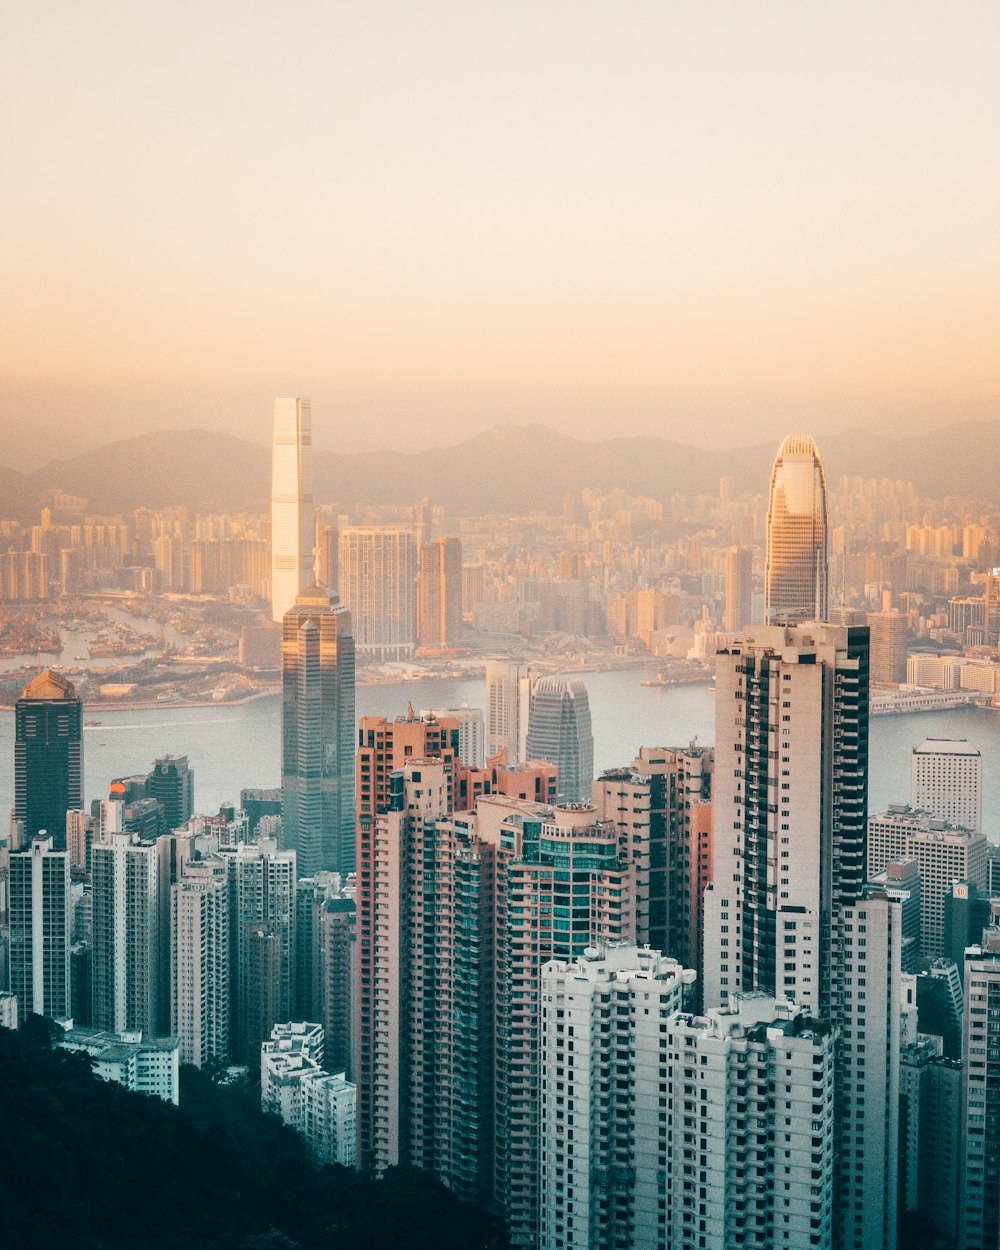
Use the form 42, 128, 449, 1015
0, 418, 997, 518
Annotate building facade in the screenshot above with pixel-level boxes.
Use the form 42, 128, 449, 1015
271, 396, 315, 622
526, 675, 594, 805
764, 435, 829, 625
14, 669, 83, 850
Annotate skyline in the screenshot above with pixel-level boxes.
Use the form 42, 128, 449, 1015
3, 2, 999, 456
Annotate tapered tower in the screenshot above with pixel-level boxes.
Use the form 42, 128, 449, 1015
271, 397, 315, 622
764, 434, 829, 624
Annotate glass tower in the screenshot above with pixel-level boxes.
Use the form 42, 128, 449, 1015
14, 669, 83, 849
271, 397, 315, 623
525, 675, 594, 804
281, 581, 356, 875
764, 434, 829, 624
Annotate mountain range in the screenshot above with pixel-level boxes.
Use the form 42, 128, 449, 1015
0, 418, 997, 519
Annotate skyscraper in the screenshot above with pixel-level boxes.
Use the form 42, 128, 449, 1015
338, 526, 417, 661
171, 856, 230, 1068
485, 660, 530, 764
911, 737, 982, 832
147, 753, 194, 833
764, 434, 829, 624
281, 581, 356, 875
703, 622, 869, 1017
416, 536, 463, 648
526, 675, 594, 804
14, 669, 83, 849
271, 397, 315, 622
91, 805, 160, 1035
723, 543, 753, 633
8, 833, 71, 1023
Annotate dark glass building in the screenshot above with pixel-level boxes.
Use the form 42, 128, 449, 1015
281, 581, 356, 875
14, 669, 83, 849
147, 754, 194, 833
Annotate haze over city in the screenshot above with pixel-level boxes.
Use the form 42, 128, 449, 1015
3, 1, 999, 457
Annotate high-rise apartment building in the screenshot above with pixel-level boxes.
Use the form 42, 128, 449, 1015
539, 944, 697, 1250
417, 536, 463, 648
961, 925, 1000, 1250
911, 737, 982, 832
764, 435, 829, 624
867, 609, 908, 684
703, 623, 869, 1016
171, 857, 230, 1067
271, 397, 315, 622
147, 754, 194, 833
261, 1022, 357, 1168
91, 809, 160, 1035
221, 838, 297, 1062
8, 833, 71, 1023
486, 660, 531, 764
591, 745, 712, 969
867, 805, 987, 958
338, 526, 417, 661
281, 581, 356, 875
526, 675, 594, 804
421, 705, 485, 768
723, 544, 753, 633
898, 1039, 961, 1247
14, 669, 83, 850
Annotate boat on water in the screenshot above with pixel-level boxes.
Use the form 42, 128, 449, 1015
641, 668, 713, 688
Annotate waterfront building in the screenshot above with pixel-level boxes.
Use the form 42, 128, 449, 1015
91, 809, 160, 1035
539, 944, 697, 1250
14, 670, 83, 850
147, 754, 194, 834
867, 805, 987, 958
416, 536, 463, 648
485, 660, 531, 764
911, 737, 982, 833
170, 857, 229, 1067
526, 675, 594, 804
281, 581, 356, 875
338, 525, 417, 661
270, 397, 315, 622
764, 435, 829, 624
867, 609, 908, 684
8, 833, 71, 1023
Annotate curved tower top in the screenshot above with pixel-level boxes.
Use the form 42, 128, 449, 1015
765, 434, 829, 624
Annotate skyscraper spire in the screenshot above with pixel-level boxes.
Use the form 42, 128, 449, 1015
764, 434, 829, 624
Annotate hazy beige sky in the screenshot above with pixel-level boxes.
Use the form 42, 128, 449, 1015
2, 1, 998, 455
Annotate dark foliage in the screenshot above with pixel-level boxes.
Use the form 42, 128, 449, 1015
0, 1020, 507, 1250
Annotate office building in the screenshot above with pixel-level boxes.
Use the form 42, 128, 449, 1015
764, 435, 829, 624
867, 805, 987, 959
539, 944, 697, 1250
417, 536, 463, 648
486, 660, 531, 764
147, 754, 194, 833
14, 670, 83, 850
270, 397, 315, 622
723, 544, 753, 633
281, 581, 356, 875
703, 623, 869, 1016
911, 738, 982, 832
170, 857, 229, 1067
8, 833, 71, 1023
338, 526, 417, 661
91, 812, 160, 1034
526, 675, 594, 804
867, 609, 908, 685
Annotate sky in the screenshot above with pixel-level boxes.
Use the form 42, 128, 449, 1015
2, 1, 998, 460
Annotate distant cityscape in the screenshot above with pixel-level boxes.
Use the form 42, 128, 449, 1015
5, 401, 1000, 1249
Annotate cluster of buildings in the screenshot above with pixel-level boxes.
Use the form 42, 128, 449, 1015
6, 412, 1000, 1249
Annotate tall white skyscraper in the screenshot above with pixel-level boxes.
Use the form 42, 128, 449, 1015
911, 737, 983, 833
91, 805, 160, 1034
765, 435, 829, 624
8, 833, 71, 1024
171, 857, 230, 1067
271, 397, 315, 622
486, 660, 531, 764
